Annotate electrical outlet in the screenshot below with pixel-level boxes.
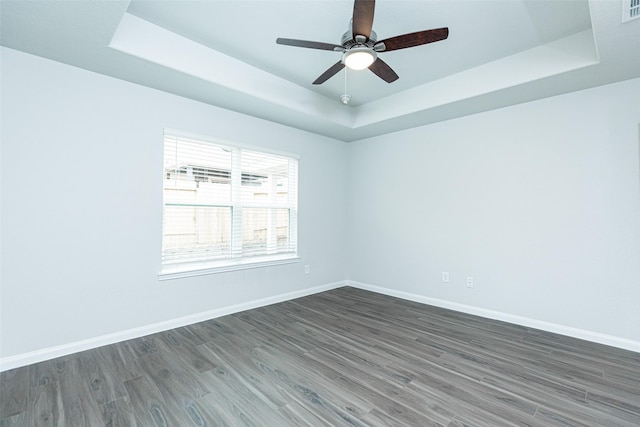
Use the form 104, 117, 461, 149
466, 276, 474, 288
442, 272, 450, 283
304, 265, 310, 275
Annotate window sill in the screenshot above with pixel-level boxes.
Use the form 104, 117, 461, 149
158, 255, 300, 281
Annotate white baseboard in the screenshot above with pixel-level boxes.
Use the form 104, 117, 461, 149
3, 279, 637, 371
0, 281, 346, 372
347, 280, 640, 354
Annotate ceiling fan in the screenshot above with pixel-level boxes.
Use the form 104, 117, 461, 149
276, 0, 449, 85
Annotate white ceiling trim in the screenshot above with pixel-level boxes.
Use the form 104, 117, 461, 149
354, 30, 598, 127
2, 0, 638, 142
110, 13, 355, 129
110, 13, 598, 136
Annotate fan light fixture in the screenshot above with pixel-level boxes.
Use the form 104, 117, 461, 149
276, 0, 449, 84
343, 47, 377, 70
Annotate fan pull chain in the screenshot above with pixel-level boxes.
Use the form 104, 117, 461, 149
341, 68, 351, 105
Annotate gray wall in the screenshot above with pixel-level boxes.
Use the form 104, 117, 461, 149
347, 77, 640, 344
2, 46, 639, 366
1, 47, 348, 360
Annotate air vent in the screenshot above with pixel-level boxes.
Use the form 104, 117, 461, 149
622, 0, 640, 22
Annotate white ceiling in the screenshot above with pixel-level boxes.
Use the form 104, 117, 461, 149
2, 0, 639, 141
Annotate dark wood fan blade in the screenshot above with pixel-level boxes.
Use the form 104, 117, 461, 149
276, 38, 344, 51
376, 28, 448, 52
352, 0, 375, 40
368, 58, 398, 83
313, 61, 345, 85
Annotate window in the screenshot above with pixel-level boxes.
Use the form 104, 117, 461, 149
160, 130, 298, 279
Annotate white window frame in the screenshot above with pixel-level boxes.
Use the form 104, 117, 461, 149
159, 129, 299, 280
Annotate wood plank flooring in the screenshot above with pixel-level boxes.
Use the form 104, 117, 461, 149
1, 287, 639, 426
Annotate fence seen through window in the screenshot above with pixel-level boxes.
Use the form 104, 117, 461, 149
162, 132, 298, 275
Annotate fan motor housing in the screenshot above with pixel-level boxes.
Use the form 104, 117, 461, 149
341, 29, 377, 49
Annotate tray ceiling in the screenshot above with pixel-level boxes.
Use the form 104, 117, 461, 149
2, 1, 639, 141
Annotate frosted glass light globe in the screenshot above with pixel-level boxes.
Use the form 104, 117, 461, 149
343, 48, 376, 70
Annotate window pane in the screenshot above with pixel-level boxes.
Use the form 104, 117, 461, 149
241, 208, 291, 256
240, 150, 291, 205
163, 179, 232, 205
164, 137, 232, 204
162, 205, 231, 264
162, 131, 298, 274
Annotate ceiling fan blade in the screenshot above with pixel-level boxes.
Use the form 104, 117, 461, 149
368, 58, 398, 83
276, 38, 344, 51
313, 61, 345, 85
376, 28, 449, 52
352, 0, 375, 40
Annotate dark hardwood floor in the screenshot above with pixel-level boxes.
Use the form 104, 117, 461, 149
1, 287, 639, 426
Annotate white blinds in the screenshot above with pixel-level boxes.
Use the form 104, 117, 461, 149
162, 131, 298, 272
